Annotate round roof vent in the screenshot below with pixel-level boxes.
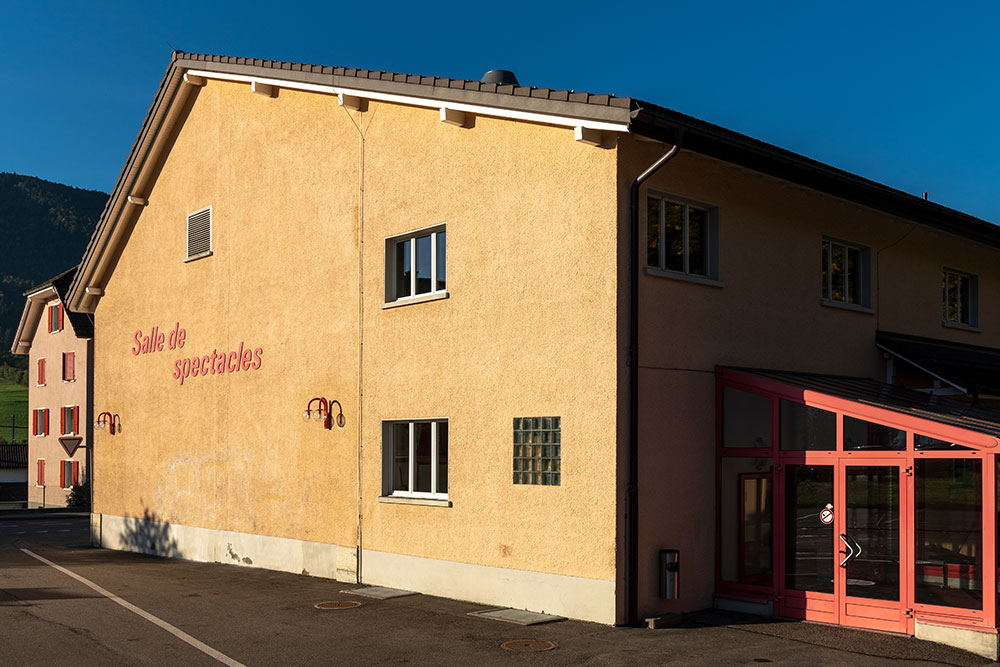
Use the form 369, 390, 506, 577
481, 69, 520, 86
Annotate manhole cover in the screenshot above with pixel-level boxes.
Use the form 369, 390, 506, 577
314, 601, 361, 610
500, 639, 556, 652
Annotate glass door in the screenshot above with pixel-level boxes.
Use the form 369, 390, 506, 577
777, 464, 837, 623
839, 461, 908, 633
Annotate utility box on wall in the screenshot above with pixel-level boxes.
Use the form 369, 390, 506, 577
660, 549, 679, 599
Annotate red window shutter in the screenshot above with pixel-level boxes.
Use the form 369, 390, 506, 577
60, 408, 65, 435
63, 352, 75, 382
73, 406, 79, 434
72, 461, 79, 486
59, 462, 65, 488
32, 410, 37, 436
37, 460, 44, 486
58, 304, 64, 330
38, 359, 45, 385
47, 306, 52, 333
43, 409, 49, 436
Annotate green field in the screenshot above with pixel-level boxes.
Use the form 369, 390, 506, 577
0, 377, 28, 443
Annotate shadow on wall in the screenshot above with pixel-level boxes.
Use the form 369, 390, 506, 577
118, 508, 182, 559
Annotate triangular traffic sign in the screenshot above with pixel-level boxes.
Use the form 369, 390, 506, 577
59, 436, 83, 456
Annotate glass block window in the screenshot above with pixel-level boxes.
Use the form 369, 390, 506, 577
513, 417, 561, 486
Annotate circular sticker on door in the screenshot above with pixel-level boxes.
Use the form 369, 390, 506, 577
819, 505, 834, 525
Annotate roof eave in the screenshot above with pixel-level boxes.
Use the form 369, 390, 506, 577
10, 286, 58, 355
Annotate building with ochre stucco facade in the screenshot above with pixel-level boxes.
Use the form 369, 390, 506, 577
65, 52, 1000, 658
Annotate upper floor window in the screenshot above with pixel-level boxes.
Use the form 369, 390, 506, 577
61, 406, 79, 435
32, 408, 49, 437
62, 352, 75, 382
48, 303, 63, 333
385, 225, 446, 304
943, 268, 978, 328
186, 206, 212, 261
646, 195, 720, 280
821, 237, 871, 308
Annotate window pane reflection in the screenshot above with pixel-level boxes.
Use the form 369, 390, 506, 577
844, 416, 905, 451
392, 424, 409, 492
780, 400, 836, 451
415, 234, 432, 295
395, 239, 411, 298
915, 459, 982, 609
722, 387, 771, 448
414, 422, 432, 493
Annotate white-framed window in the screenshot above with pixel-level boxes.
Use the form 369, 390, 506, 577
32, 408, 49, 437
821, 236, 871, 308
186, 206, 212, 261
384, 225, 446, 303
61, 406, 79, 435
48, 303, 63, 333
646, 194, 720, 280
943, 268, 979, 328
382, 419, 448, 499
60, 460, 79, 489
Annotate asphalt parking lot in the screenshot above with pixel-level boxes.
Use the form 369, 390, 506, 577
0, 512, 993, 666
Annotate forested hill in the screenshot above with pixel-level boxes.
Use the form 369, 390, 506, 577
0, 173, 107, 376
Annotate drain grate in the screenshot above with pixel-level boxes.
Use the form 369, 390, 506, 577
500, 640, 556, 652
314, 601, 361, 610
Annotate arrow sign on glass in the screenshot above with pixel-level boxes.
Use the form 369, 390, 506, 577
58, 436, 83, 456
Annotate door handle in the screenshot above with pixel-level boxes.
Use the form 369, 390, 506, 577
839, 533, 854, 568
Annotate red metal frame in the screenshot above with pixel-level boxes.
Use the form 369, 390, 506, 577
716, 367, 998, 635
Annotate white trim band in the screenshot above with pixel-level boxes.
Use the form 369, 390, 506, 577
184, 69, 631, 134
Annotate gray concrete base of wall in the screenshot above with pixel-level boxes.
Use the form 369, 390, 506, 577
91, 513, 617, 624
915, 620, 999, 660
93, 513, 357, 581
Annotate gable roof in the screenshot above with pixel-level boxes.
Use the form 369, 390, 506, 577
66, 51, 1000, 312
11, 265, 94, 354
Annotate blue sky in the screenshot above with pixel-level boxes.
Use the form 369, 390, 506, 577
2, 1, 998, 222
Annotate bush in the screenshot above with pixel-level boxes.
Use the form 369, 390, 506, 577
66, 478, 90, 510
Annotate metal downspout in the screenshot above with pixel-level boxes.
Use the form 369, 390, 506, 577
626, 141, 680, 626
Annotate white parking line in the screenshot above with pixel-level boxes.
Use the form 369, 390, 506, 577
35, 531, 48, 534
19, 547, 245, 667
58, 529, 70, 532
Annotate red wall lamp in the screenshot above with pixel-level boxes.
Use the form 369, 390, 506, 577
302, 398, 345, 430
95, 411, 121, 435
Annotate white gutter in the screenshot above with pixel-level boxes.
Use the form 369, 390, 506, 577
185, 69, 632, 134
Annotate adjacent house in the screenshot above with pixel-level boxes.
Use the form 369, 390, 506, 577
11, 267, 93, 508
64, 51, 1000, 658
0, 443, 28, 509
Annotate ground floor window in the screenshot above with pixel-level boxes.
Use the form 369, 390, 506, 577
914, 457, 982, 610
60, 460, 79, 489
382, 420, 448, 499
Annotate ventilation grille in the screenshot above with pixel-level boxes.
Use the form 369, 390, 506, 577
187, 207, 212, 258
